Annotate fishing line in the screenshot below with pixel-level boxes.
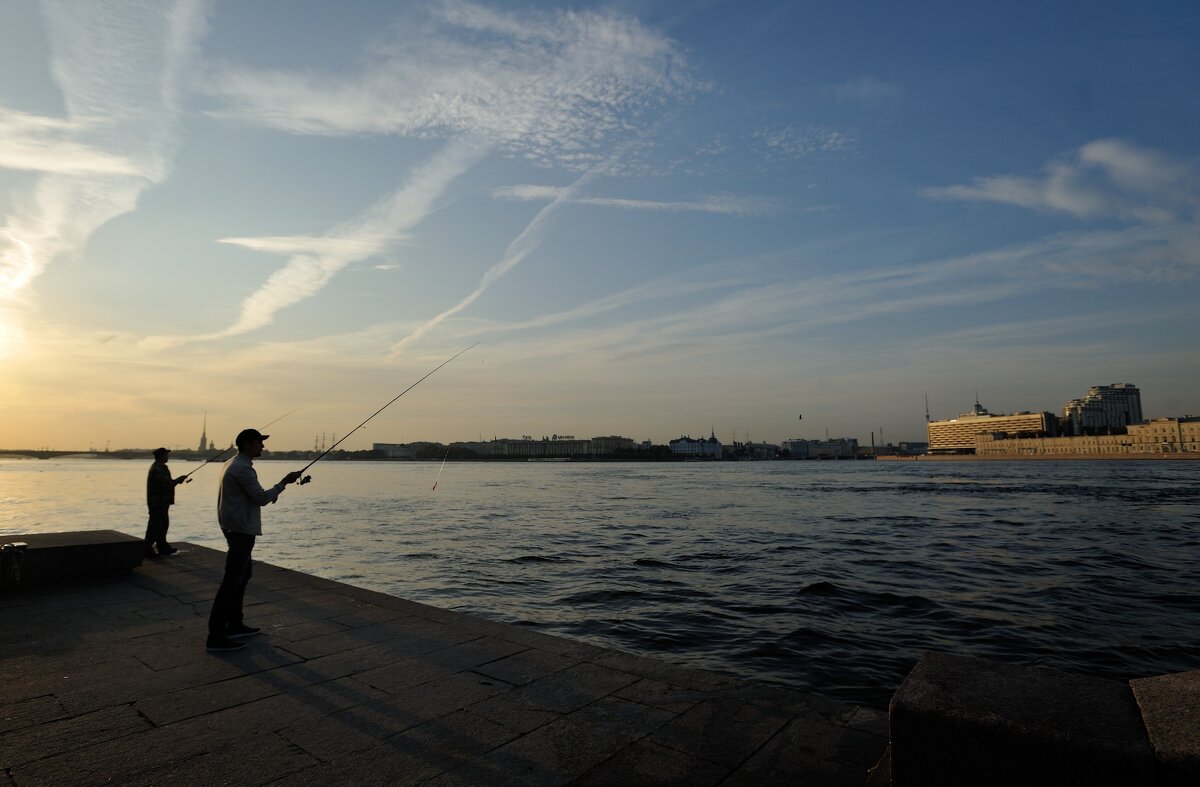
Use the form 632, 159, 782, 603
180, 407, 303, 482
432, 445, 450, 491
297, 341, 480, 485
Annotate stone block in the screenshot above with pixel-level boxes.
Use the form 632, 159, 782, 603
890, 651, 1157, 787
4, 530, 143, 586
1131, 669, 1200, 786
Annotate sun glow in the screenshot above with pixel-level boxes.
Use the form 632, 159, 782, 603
0, 314, 23, 359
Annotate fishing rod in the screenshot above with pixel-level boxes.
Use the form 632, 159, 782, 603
180, 407, 303, 481
297, 342, 480, 485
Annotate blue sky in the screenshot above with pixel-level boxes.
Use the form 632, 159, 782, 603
1, 0, 1198, 451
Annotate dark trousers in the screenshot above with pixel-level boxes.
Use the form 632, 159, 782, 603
208, 530, 255, 635
145, 506, 170, 547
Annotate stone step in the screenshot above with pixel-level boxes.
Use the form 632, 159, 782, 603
2, 529, 144, 588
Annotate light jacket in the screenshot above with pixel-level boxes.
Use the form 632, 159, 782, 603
217, 453, 286, 535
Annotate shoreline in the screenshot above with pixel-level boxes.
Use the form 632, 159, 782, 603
878, 453, 1200, 461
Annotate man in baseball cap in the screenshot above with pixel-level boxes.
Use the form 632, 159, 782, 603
206, 428, 302, 652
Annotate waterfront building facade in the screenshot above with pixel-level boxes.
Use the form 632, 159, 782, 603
487, 436, 592, 458
373, 442, 442, 459
781, 437, 859, 458
669, 432, 723, 459
1061, 383, 1142, 435
927, 400, 1054, 454
975, 416, 1200, 456
376, 435, 639, 458
591, 435, 637, 454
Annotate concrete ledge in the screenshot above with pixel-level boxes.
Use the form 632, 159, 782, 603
2, 530, 143, 586
1131, 669, 1200, 786
889, 651, 1158, 787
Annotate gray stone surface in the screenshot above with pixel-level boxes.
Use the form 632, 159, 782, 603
1131, 669, 1200, 786
890, 650, 1158, 787
1, 541, 887, 785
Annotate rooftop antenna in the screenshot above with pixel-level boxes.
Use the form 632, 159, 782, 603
925, 393, 930, 423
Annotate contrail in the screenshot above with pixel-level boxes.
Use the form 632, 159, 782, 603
388, 120, 671, 358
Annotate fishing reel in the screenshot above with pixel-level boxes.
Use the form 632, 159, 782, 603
299, 475, 312, 485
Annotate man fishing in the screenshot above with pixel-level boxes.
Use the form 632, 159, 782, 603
145, 447, 187, 558
206, 428, 303, 653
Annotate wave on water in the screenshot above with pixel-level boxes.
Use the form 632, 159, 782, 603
633, 557, 699, 571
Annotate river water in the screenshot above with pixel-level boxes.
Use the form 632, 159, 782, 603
2, 457, 1197, 708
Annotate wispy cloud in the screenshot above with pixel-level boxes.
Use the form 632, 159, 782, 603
385, 115, 667, 358
0, 0, 210, 320
826, 76, 903, 105
152, 1, 696, 352
492, 185, 777, 215
388, 166, 593, 358
924, 138, 1199, 224
752, 124, 857, 162
471, 221, 1198, 372
205, 0, 694, 170
142, 139, 485, 349
0, 109, 139, 176
218, 236, 400, 257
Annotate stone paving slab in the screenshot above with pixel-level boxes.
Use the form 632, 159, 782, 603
1, 541, 887, 785
1131, 669, 1200, 786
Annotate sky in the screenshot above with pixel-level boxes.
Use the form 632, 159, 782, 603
2, 0, 1199, 452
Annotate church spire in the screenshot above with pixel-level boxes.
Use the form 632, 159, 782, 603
198, 413, 208, 452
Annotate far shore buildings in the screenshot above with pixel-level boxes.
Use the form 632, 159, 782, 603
1061, 383, 1143, 435
374, 435, 639, 459
668, 432, 723, 459
781, 437, 860, 459
926, 400, 1055, 453
927, 383, 1198, 456
976, 417, 1200, 456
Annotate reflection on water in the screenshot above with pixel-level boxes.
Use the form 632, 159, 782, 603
3, 457, 1198, 707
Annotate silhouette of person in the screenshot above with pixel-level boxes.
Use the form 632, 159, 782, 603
206, 428, 302, 652
145, 447, 187, 557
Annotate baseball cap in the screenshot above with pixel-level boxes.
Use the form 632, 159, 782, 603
235, 428, 269, 448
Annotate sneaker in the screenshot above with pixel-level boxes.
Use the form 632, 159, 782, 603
206, 635, 247, 652
227, 624, 261, 639
144, 545, 159, 558
157, 544, 179, 556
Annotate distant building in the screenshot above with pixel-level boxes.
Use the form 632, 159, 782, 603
1061, 383, 1142, 435
486, 436, 592, 458
746, 441, 780, 459
373, 442, 438, 458
374, 435, 637, 459
669, 432, 722, 459
927, 400, 1054, 454
591, 435, 637, 454
975, 416, 1199, 456
782, 437, 859, 458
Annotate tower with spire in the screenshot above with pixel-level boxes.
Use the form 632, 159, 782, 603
198, 413, 209, 452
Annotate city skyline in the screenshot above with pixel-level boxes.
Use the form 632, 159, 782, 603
3, 1, 1199, 451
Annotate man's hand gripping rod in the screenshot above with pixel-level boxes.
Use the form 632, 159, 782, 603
295, 342, 480, 485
